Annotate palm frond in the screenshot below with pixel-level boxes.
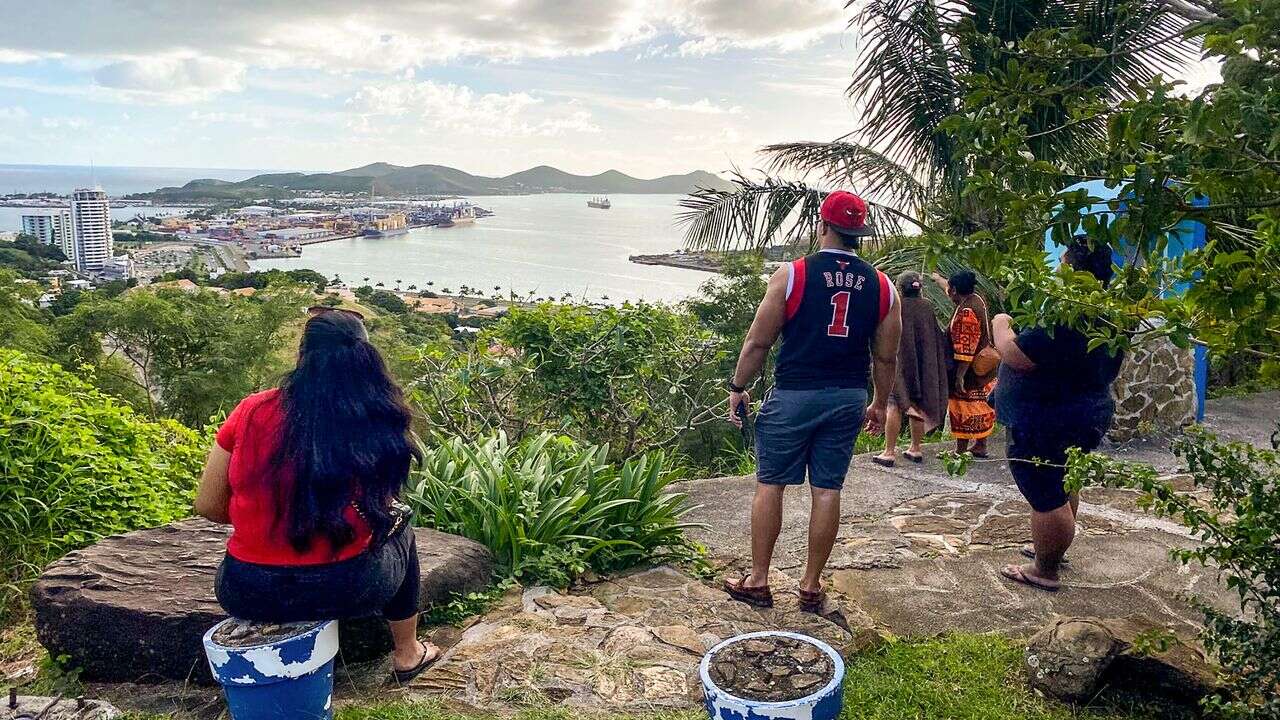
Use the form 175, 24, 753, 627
847, 0, 964, 181
761, 138, 935, 216
676, 173, 906, 254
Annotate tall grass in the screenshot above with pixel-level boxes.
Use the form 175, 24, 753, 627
404, 433, 704, 587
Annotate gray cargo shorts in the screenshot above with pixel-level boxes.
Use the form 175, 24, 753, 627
754, 387, 867, 491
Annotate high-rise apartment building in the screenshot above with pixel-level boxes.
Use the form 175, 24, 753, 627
20, 209, 74, 258
69, 188, 112, 271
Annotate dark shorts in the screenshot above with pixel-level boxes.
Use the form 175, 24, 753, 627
1007, 423, 1105, 513
755, 387, 867, 491
216, 523, 420, 622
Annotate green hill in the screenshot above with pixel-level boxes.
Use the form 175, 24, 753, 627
133, 163, 734, 201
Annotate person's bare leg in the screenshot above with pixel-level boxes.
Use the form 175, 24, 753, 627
388, 615, 437, 671
801, 487, 841, 593
1017, 503, 1075, 583
747, 483, 786, 588
972, 436, 988, 456
875, 405, 902, 461
907, 416, 925, 455
956, 437, 970, 454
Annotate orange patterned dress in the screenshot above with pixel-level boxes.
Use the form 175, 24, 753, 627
947, 296, 996, 440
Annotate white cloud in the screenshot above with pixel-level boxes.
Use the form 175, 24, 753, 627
41, 116, 90, 129
93, 55, 246, 103
648, 97, 742, 114
187, 110, 268, 129
0, 48, 60, 63
0, 1, 845, 73
0, 105, 28, 120
347, 79, 599, 137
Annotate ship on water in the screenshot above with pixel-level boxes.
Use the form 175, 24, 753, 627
587, 196, 612, 209
438, 204, 476, 228
363, 212, 408, 237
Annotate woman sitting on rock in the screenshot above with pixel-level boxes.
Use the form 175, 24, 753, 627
195, 308, 438, 683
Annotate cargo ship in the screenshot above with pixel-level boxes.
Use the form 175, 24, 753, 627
439, 205, 475, 228
363, 212, 408, 237
587, 197, 611, 209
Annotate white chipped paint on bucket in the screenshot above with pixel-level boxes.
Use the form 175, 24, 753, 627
699, 631, 846, 720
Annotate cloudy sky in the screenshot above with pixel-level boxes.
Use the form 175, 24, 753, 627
0, 0, 869, 178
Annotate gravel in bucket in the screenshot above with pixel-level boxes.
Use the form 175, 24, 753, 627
708, 636, 835, 702
212, 619, 325, 648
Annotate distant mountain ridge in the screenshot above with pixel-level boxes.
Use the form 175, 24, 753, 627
134, 162, 734, 200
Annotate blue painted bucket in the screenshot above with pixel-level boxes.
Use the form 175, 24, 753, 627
700, 631, 845, 720
203, 620, 339, 720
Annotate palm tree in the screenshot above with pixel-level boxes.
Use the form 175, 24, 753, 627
679, 0, 1197, 253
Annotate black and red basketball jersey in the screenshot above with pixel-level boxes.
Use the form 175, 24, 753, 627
774, 249, 894, 391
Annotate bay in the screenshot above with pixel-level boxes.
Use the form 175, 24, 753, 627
0, 163, 267, 196
251, 194, 711, 304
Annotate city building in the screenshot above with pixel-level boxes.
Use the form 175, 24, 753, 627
20, 209, 74, 257
69, 188, 113, 272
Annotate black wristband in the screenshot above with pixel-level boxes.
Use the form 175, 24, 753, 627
727, 380, 747, 393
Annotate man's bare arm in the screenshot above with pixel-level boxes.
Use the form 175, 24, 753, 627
869, 298, 902, 413
732, 266, 788, 388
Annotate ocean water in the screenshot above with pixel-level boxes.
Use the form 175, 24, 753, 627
0, 164, 268, 196
0, 164, 713, 303
0, 205, 195, 230
251, 194, 712, 303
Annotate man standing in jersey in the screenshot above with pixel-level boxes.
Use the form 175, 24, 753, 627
724, 191, 901, 612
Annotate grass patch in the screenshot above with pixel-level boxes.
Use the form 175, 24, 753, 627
843, 634, 1175, 720
335, 703, 702, 720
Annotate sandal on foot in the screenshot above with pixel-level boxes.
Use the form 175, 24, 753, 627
798, 588, 826, 613
871, 455, 896, 467
391, 641, 440, 684
723, 575, 774, 608
999, 564, 1060, 592
1020, 544, 1070, 564
903, 451, 924, 464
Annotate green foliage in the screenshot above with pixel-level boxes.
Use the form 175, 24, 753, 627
408, 302, 727, 466
422, 580, 515, 626
0, 270, 52, 355
354, 285, 411, 314
54, 285, 307, 425
404, 433, 704, 587
0, 350, 208, 617
1062, 429, 1280, 719
213, 268, 331, 294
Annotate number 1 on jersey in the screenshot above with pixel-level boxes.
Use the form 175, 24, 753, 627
828, 291, 850, 337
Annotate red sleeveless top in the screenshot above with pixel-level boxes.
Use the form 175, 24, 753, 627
215, 389, 372, 565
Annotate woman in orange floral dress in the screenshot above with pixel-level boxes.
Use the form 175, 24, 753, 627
932, 270, 997, 456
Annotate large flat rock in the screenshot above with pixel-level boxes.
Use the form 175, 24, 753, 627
30, 518, 494, 683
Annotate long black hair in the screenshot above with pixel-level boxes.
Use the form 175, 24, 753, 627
274, 311, 420, 554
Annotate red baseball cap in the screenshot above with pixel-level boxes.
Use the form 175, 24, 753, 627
820, 190, 875, 237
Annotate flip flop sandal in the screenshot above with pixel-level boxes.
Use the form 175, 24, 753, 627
871, 455, 896, 467
391, 642, 441, 684
903, 451, 924, 464
1020, 545, 1070, 564
1000, 564, 1060, 592
971, 450, 990, 459
798, 588, 826, 613
723, 575, 774, 608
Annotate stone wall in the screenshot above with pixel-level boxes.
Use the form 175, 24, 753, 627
1109, 336, 1197, 442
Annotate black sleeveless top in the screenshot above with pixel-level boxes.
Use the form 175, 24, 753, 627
774, 250, 893, 391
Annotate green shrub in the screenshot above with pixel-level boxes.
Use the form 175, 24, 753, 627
0, 350, 208, 617
1063, 429, 1280, 719
404, 433, 704, 587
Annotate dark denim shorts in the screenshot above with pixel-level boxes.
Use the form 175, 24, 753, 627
754, 387, 867, 490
